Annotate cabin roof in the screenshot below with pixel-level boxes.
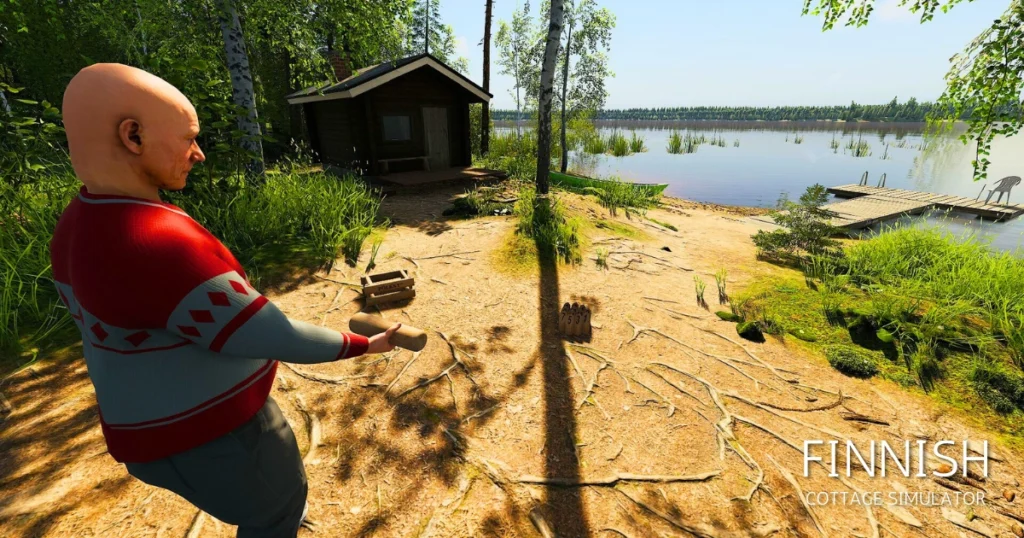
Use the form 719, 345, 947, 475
286, 53, 491, 105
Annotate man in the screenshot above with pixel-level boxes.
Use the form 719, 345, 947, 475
51, 63, 399, 537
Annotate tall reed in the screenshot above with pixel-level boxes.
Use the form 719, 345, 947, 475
628, 130, 647, 153
667, 131, 684, 154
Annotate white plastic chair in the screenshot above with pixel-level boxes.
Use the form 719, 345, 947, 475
984, 176, 1021, 205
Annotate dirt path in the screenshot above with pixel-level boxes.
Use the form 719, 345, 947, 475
2, 187, 1022, 538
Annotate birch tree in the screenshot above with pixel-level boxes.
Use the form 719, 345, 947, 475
217, 0, 264, 177
536, 0, 563, 194
495, 1, 541, 134
481, 0, 494, 154
554, 0, 613, 172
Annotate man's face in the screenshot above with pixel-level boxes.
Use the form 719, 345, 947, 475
140, 103, 205, 191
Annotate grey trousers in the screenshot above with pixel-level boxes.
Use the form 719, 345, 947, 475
125, 397, 308, 538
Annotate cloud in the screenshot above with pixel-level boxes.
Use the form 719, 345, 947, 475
876, 0, 917, 23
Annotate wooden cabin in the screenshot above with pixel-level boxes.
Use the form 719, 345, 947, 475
287, 53, 492, 177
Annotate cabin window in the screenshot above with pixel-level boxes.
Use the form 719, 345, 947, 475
382, 115, 412, 142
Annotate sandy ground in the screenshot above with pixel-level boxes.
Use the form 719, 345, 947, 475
1, 186, 1023, 538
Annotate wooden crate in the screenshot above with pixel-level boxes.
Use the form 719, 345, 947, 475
361, 270, 416, 306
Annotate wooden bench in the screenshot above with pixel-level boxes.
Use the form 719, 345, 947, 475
379, 156, 430, 175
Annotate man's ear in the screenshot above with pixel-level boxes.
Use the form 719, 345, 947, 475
118, 119, 143, 155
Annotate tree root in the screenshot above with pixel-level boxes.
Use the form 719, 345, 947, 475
607, 251, 694, 271
392, 333, 478, 400
629, 322, 762, 390
529, 507, 556, 538
319, 286, 347, 326
386, 351, 421, 394
766, 454, 827, 537
515, 470, 721, 487
184, 510, 205, 538
645, 367, 706, 407
643, 297, 706, 319
294, 394, 322, 465
461, 403, 499, 425
839, 411, 890, 426
615, 488, 779, 538
281, 362, 377, 385
414, 250, 481, 260
697, 328, 799, 385
724, 391, 844, 440
631, 376, 676, 417
759, 391, 844, 412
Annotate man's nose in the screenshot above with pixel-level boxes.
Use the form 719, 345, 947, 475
193, 146, 206, 163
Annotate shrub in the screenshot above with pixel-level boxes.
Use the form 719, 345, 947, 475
826, 345, 879, 378
590, 176, 660, 217
971, 361, 1024, 413
752, 184, 841, 262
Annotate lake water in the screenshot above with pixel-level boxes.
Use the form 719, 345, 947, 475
540, 122, 1023, 253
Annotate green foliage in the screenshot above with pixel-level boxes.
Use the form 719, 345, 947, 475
595, 247, 609, 270
0, 84, 66, 186
826, 345, 879, 378
513, 186, 582, 265
647, 217, 677, 231
0, 168, 79, 355
495, 2, 542, 118
715, 268, 728, 304
829, 134, 840, 152
167, 170, 383, 275
408, 0, 468, 72
588, 176, 660, 217
844, 135, 872, 157
479, 129, 540, 182
628, 130, 646, 153
667, 131, 683, 154
694, 275, 708, 309
971, 360, 1024, 414
366, 237, 383, 273
716, 311, 742, 322
842, 225, 1024, 365
442, 187, 513, 218
733, 139, 740, 147
793, 135, 804, 144
607, 131, 630, 156
752, 185, 841, 262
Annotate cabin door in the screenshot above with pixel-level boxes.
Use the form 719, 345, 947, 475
423, 107, 450, 170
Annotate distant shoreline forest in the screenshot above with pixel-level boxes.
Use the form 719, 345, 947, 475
491, 98, 964, 123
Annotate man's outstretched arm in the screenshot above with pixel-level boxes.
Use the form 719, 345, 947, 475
164, 269, 370, 363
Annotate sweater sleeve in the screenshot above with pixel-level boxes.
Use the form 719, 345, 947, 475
163, 270, 369, 363
139, 221, 369, 363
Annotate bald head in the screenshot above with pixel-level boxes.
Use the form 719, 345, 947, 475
63, 63, 205, 199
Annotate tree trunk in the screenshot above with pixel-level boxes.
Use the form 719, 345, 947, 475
559, 15, 572, 174
425, 0, 431, 54
536, 0, 565, 195
481, 0, 493, 155
217, 0, 265, 177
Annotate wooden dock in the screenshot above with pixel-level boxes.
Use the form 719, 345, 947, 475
824, 184, 1024, 229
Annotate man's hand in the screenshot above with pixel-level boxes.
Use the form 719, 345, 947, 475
366, 323, 402, 354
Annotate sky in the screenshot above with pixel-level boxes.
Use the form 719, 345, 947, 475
438, 0, 1011, 109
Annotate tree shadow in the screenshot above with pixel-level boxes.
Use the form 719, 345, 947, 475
532, 195, 590, 537
0, 345, 130, 536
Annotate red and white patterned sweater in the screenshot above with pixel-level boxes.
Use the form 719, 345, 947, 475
50, 187, 369, 463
